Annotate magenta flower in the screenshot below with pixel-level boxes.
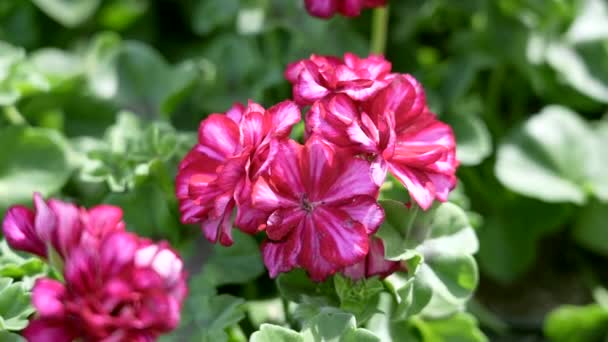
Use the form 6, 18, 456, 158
175, 100, 301, 246
285, 53, 392, 106
253, 137, 384, 281
304, 0, 388, 18
2, 193, 125, 259
342, 237, 400, 280
23, 231, 187, 342
307, 75, 458, 209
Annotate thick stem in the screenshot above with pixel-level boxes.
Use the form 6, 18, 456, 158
370, 6, 390, 55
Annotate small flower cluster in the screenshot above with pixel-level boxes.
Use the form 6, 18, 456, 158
176, 53, 457, 281
304, 0, 387, 18
2, 193, 187, 341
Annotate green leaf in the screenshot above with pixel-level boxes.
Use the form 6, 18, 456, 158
573, 201, 608, 256
565, 0, 608, 43
378, 202, 479, 318
0, 240, 45, 281
0, 331, 25, 342
276, 269, 337, 304
0, 42, 49, 105
478, 197, 573, 283
29, 48, 82, 86
31, 0, 100, 27
114, 42, 198, 117
105, 161, 181, 243
384, 273, 432, 320
81, 112, 184, 192
251, 324, 304, 342
201, 230, 265, 287
495, 105, 600, 204
247, 298, 286, 328
0, 126, 72, 216
0, 278, 34, 331
98, 0, 148, 31
444, 114, 492, 166
84, 32, 122, 99
412, 313, 488, 342
302, 310, 381, 342
257, 309, 382, 342
545, 41, 608, 104
191, 0, 240, 35
161, 291, 246, 342
334, 274, 384, 323
544, 304, 608, 342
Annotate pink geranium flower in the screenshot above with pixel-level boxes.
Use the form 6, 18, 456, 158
2, 193, 125, 259
175, 100, 300, 246
253, 137, 384, 281
342, 237, 400, 280
306, 75, 458, 209
285, 53, 392, 105
304, 0, 388, 18
23, 231, 187, 342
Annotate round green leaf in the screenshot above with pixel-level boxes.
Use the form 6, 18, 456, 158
495, 105, 597, 204
544, 304, 608, 342
31, 0, 100, 27
251, 324, 303, 342
444, 114, 492, 166
0, 126, 72, 215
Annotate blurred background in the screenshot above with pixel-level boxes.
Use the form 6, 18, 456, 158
0, 0, 607, 341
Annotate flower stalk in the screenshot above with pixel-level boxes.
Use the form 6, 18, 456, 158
370, 5, 390, 55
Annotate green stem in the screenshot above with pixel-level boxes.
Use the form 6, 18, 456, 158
370, 6, 390, 55
3, 105, 27, 125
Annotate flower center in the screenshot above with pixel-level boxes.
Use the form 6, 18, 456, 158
301, 194, 314, 212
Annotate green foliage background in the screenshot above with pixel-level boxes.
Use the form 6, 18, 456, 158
1, 0, 608, 341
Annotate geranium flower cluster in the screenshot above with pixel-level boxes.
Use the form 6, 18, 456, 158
304, 0, 387, 18
2, 193, 187, 341
176, 53, 457, 282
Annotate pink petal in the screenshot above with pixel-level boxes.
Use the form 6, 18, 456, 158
261, 226, 303, 278
320, 156, 378, 204
33, 192, 57, 245
336, 196, 384, 234
266, 207, 306, 241
365, 238, 400, 278
100, 232, 139, 276
226, 102, 246, 123
252, 141, 303, 209
267, 100, 301, 138
197, 114, 240, 161
252, 177, 299, 211
299, 209, 369, 281
240, 111, 267, 148
84, 205, 126, 237
344, 53, 391, 79
294, 61, 331, 104
201, 200, 234, 246
370, 156, 388, 187
284, 61, 305, 84
300, 138, 336, 201
32, 278, 66, 318
46, 199, 81, 257
341, 260, 366, 280
387, 162, 436, 210
2, 205, 45, 257
234, 200, 268, 234
234, 178, 268, 233
23, 318, 74, 342
346, 112, 379, 153
304, 0, 339, 18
